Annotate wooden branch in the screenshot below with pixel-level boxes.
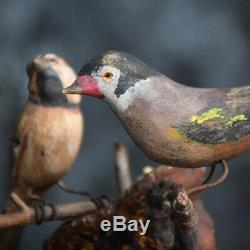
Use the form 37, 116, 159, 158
0, 142, 131, 229
0, 143, 217, 250
0, 201, 96, 229
171, 186, 198, 250
114, 142, 132, 194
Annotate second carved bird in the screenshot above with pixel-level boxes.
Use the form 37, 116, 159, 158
0, 54, 83, 250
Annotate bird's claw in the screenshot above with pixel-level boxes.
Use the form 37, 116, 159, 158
32, 202, 57, 225
187, 160, 229, 195
90, 194, 110, 210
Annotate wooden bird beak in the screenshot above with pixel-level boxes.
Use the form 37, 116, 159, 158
63, 75, 103, 98
63, 81, 82, 94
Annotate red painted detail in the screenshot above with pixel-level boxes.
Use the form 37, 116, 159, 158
75, 75, 103, 98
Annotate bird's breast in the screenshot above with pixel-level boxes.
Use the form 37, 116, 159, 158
14, 102, 83, 192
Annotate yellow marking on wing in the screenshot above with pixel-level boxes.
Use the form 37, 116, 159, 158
190, 108, 224, 124
225, 114, 248, 126
166, 127, 193, 143
190, 107, 248, 127
167, 127, 185, 140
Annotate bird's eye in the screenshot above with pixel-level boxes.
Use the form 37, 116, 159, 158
101, 71, 113, 83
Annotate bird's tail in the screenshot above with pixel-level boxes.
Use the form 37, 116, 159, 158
0, 191, 26, 250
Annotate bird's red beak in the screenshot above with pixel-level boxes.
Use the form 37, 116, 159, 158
63, 75, 103, 98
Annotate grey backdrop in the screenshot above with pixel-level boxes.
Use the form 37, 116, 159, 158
0, 0, 249, 249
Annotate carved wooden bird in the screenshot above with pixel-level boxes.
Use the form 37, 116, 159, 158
64, 50, 250, 168
0, 54, 83, 250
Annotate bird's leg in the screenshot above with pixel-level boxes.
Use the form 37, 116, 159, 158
25, 193, 57, 224
202, 163, 216, 185
57, 181, 110, 209
9, 192, 50, 224
9, 192, 29, 212
187, 160, 229, 195
9, 192, 50, 225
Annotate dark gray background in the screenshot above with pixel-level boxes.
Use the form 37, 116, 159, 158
0, 0, 249, 249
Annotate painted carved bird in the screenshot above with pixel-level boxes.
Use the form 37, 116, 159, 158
64, 50, 250, 169
0, 54, 83, 250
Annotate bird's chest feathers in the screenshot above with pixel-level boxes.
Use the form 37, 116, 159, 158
14, 103, 83, 192
19, 103, 83, 170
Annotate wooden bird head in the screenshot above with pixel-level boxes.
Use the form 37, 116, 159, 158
64, 51, 159, 111
26, 54, 81, 106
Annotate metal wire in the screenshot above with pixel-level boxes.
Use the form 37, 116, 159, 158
187, 160, 229, 195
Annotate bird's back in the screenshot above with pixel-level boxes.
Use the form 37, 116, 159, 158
121, 77, 250, 167
178, 85, 250, 145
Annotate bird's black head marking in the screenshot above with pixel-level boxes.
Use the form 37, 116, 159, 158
114, 74, 139, 97
36, 68, 68, 106
27, 54, 80, 107
79, 51, 160, 97
28, 66, 75, 107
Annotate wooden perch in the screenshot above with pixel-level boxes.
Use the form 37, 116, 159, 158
0, 141, 132, 229
0, 143, 216, 249
0, 198, 96, 229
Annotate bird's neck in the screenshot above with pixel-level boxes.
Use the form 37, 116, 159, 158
29, 95, 80, 108
110, 75, 216, 127
109, 75, 187, 113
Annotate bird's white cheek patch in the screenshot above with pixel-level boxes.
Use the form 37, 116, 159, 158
115, 78, 155, 112
100, 83, 117, 102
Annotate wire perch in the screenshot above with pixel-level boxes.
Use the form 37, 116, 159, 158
187, 160, 229, 195
57, 181, 108, 209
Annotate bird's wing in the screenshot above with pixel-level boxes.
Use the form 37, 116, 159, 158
10, 128, 21, 169
178, 86, 250, 144
9, 109, 29, 187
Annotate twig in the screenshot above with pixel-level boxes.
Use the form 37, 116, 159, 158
114, 142, 132, 194
172, 186, 198, 250
0, 200, 96, 229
